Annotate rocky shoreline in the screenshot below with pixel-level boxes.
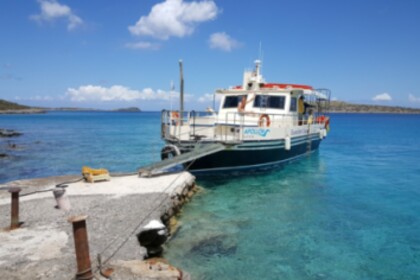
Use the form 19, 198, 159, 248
0, 109, 46, 114
0, 172, 198, 279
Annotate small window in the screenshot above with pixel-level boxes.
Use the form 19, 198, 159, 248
290, 97, 297, 112
223, 95, 246, 108
253, 95, 285, 109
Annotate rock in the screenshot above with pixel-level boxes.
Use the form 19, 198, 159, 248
0, 129, 22, 138
190, 235, 237, 257
8, 142, 17, 149
0, 153, 8, 158
111, 259, 187, 280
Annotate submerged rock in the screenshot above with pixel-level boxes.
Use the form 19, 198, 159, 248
0, 129, 22, 138
190, 235, 237, 257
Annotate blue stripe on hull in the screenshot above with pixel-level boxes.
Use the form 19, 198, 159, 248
184, 139, 322, 174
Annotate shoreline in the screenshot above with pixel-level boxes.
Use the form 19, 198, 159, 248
0, 172, 197, 279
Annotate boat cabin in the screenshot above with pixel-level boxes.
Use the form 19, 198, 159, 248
161, 60, 330, 143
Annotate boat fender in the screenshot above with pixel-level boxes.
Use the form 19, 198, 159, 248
161, 144, 181, 160
258, 114, 271, 127
285, 137, 291, 150
319, 129, 324, 139
325, 117, 330, 131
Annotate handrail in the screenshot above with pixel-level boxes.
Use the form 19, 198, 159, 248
161, 108, 329, 142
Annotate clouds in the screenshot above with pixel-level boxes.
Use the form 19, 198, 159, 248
29, 0, 241, 52
126, 0, 241, 52
125, 42, 161, 51
66, 85, 171, 102
372, 93, 392, 101
128, 0, 219, 40
65, 85, 221, 108
209, 32, 241, 52
409, 94, 420, 103
31, 0, 83, 30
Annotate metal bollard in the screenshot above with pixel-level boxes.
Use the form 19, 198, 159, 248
68, 215, 93, 280
8, 187, 21, 230
53, 188, 71, 211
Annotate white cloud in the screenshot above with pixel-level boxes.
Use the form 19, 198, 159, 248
125, 42, 161, 50
128, 0, 219, 40
14, 95, 53, 101
31, 0, 83, 31
197, 93, 221, 103
209, 32, 241, 51
66, 85, 172, 102
372, 93, 392, 101
408, 94, 420, 103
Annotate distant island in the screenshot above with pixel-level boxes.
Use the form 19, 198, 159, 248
328, 101, 420, 114
1, 98, 420, 114
0, 99, 46, 114
0, 99, 141, 114
113, 107, 142, 112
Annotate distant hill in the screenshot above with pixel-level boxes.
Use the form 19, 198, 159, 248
113, 107, 141, 112
0, 99, 45, 114
329, 101, 420, 114
0, 99, 31, 110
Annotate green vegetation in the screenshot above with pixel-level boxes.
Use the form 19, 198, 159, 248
0, 99, 31, 110
329, 101, 420, 114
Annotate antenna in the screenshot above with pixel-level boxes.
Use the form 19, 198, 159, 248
169, 80, 174, 112
179, 60, 184, 124
258, 42, 264, 74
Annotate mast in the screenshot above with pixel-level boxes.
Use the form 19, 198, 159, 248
179, 60, 184, 124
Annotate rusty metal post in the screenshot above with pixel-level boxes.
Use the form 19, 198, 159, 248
8, 187, 21, 230
68, 215, 93, 280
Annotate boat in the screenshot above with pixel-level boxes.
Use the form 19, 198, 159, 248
159, 60, 331, 174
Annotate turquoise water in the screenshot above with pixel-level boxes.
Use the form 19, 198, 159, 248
1, 112, 420, 279
0, 112, 163, 182
165, 114, 420, 279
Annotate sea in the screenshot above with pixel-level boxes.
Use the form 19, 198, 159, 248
1, 112, 420, 279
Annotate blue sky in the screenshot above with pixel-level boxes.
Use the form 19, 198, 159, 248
1, 0, 420, 110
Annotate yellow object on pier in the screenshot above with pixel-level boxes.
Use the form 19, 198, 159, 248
82, 166, 110, 183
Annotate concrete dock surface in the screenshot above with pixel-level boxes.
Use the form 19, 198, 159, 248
0, 172, 196, 279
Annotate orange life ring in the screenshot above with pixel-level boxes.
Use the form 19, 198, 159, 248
171, 111, 180, 125
258, 114, 271, 127
316, 115, 330, 130
316, 115, 326, 124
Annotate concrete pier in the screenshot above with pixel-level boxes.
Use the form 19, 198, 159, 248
0, 172, 196, 279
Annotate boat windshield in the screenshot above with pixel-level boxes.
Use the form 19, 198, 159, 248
223, 95, 246, 108
253, 95, 285, 109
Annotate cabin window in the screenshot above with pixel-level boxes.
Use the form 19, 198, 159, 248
290, 97, 297, 112
223, 95, 246, 108
253, 95, 285, 109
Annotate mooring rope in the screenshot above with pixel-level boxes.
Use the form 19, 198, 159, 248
95, 155, 199, 271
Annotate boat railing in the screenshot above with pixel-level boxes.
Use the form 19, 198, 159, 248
161, 110, 217, 141
161, 109, 329, 143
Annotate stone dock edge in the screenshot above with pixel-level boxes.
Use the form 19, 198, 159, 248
0, 172, 198, 280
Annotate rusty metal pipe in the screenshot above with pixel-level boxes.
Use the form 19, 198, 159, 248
68, 215, 93, 280
9, 187, 21, 230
